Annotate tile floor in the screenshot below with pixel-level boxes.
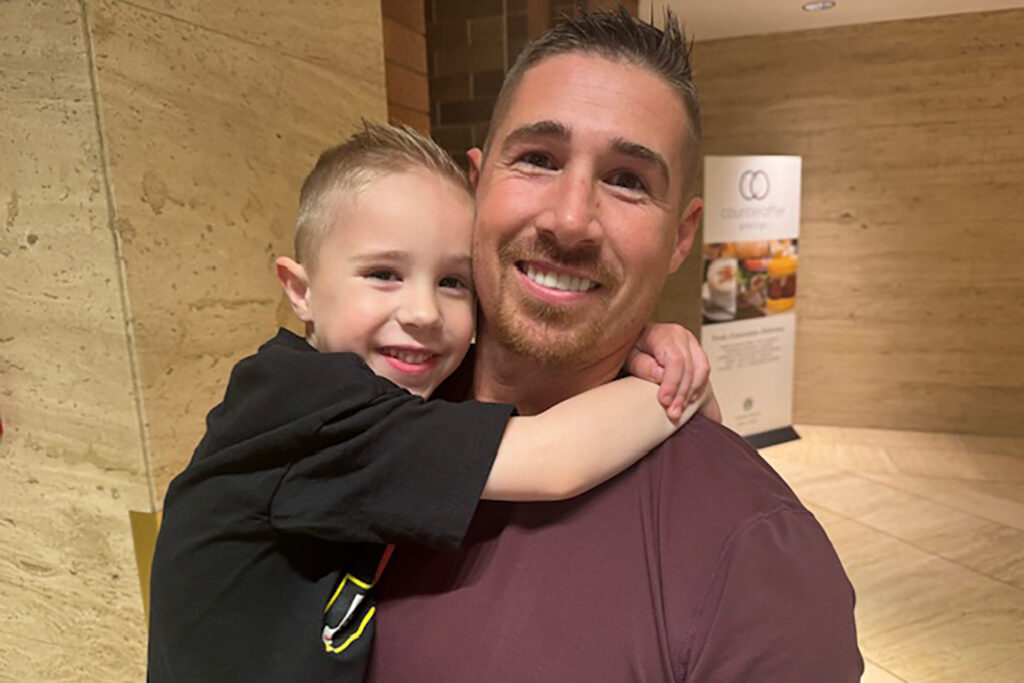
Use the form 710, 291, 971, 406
761, 425, 1024, 682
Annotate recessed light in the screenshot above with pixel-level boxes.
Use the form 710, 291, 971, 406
803, 1, 836, 10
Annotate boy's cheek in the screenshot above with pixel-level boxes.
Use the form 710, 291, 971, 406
448, 302, 476, 348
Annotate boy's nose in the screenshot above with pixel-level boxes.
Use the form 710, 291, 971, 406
397, 288, 442, 329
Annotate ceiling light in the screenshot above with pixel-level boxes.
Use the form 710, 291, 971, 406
802, 1, 836, 10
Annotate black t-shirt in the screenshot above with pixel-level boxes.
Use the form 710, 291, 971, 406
148, 329, 514, 682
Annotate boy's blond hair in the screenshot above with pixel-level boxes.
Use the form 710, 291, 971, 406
295, 121, 469, 275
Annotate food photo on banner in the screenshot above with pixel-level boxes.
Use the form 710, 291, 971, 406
701, 238, 798, 324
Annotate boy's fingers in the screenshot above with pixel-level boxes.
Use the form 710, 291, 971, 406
669, 398, 684, 422
658, 346, 686, 408
687, 339, 710, 403
678, 347, 697, 407
627, 351, 664, 385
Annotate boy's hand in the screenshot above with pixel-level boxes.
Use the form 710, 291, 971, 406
626, 323, 713, 422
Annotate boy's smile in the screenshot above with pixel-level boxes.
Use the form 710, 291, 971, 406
378, 346, 442, 377
279, 167, 476, 398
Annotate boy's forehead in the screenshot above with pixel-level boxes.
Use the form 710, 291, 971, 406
326, 167, 472, 216
323, 167, 474, 253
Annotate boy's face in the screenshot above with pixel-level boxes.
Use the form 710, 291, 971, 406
297, 168, 476, 397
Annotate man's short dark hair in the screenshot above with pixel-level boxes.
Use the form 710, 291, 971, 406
486, 8, 701, 196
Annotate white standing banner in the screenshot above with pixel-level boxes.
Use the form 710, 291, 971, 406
700, 156, 801, 445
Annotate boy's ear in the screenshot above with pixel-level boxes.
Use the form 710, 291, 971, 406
467, 148, 483, 189
275, 256, 314, 321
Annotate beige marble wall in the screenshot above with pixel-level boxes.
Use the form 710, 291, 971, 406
88, 0, 387, 499
658, 9, 1024, 437
0, 0, 150, 678
1, 0, 387, 678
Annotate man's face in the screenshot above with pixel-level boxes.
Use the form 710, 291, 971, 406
469, 52, 703, 367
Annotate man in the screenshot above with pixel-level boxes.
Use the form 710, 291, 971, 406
367, 10, 862, 682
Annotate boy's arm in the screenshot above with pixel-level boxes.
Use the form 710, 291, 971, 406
267, 329, 709, 544
483, 378, 709, 501
483, 322, 716, 502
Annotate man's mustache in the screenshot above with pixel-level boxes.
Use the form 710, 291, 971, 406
498, 235, 619, 290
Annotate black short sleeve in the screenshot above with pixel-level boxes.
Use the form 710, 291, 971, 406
226, 332, 513, 550
270, 391, 514, 550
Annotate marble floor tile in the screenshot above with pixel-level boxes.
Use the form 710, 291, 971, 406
862, 659, 908, 683
861, 473, 1024, 531
763, 428, 1024, 683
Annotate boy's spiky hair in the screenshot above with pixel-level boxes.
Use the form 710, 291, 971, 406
487, 7, 701, 195
295, 120, 469, 273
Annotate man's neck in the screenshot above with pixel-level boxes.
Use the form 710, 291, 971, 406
471, 333, 632, 416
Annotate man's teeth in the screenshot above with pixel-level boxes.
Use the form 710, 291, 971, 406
385, 349, 433, 364
524, 264, 595, 292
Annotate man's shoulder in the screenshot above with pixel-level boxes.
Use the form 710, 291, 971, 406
619, 415, 834, 578
639, 419, 862, 680
641, 415, 805, 517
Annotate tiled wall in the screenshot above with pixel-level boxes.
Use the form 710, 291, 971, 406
383, 0, 430, 132
0, 1, 388, 677
426, 0, 525, 168
424, 0, 642, 168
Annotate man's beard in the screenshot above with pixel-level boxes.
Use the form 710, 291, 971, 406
482, 235, 623, 366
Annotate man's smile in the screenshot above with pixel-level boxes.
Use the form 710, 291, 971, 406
516, 260, 600, 293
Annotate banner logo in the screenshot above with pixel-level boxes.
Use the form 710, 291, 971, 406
739, 170, 770, 201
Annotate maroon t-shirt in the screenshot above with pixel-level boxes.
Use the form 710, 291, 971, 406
367, 416, 862, 682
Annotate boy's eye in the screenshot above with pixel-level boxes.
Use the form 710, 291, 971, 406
607, 171, 647, 193
368, 269, 400, 282
515, 151, 557, 170
439, 276, 469, 290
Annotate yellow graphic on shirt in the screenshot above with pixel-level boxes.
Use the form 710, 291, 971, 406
322, 572, 376, 654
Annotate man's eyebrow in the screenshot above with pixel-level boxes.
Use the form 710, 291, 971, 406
612, 138, 670, 186
500, 120, 571, 152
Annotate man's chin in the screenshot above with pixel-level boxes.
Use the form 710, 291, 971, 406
491, 307, 606, 366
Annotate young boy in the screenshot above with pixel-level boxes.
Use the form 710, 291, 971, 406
147, 123, 717, 682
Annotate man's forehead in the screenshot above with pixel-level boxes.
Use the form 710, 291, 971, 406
489, 53, 689, 179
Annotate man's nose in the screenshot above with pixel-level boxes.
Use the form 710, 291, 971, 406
540, 172, 602, 249
397, 285, 442, 329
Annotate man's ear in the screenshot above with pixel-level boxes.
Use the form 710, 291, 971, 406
467, 148, 484, 189
275, 256, 314, 322
668, 197, 703, 274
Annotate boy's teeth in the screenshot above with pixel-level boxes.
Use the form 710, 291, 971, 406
387, 349, 432, 364
524, 265, 595, 292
